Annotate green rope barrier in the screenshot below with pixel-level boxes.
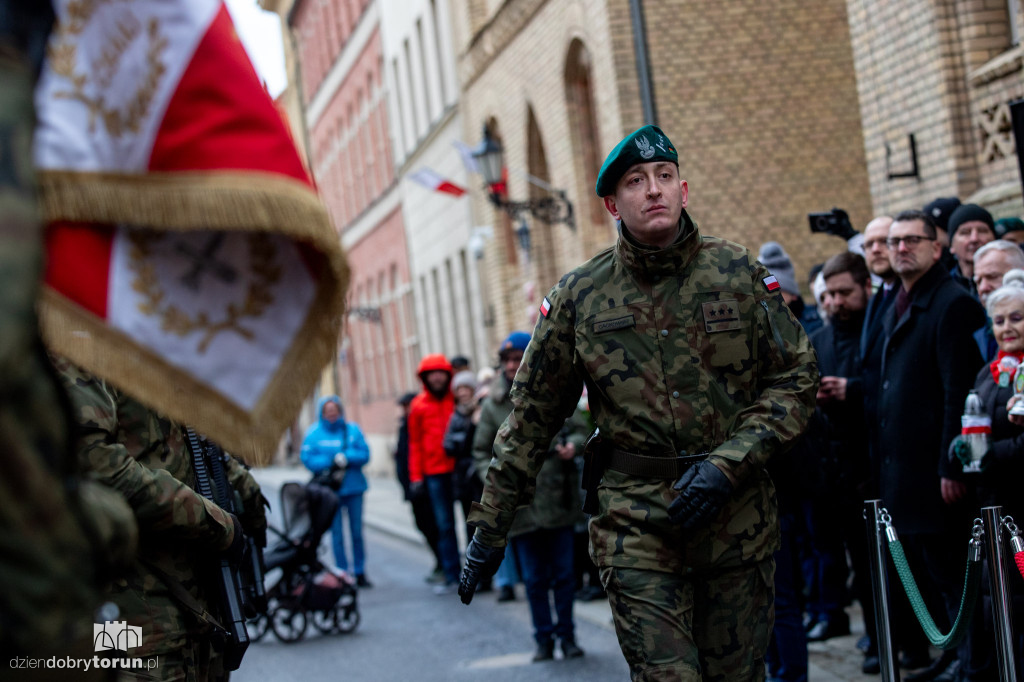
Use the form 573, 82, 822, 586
888, 538, 981, 649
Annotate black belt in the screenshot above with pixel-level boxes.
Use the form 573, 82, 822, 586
606, 449, 709, 479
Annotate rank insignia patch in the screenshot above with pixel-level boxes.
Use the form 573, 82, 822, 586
702, 299, 741, 333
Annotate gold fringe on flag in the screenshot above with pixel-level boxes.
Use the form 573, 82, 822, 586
38, 170, 349, 465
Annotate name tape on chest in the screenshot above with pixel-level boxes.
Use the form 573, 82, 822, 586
702, 299, 741, 333
593, 315, 636, 334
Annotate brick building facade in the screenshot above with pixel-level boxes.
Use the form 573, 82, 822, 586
290, 0, 417, 461
847, 0, 1023, 217
452, 0, 875, 336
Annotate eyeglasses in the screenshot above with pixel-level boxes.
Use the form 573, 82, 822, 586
886, 235, 935, 248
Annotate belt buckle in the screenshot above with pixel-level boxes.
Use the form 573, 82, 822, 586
675, 451, 708, 467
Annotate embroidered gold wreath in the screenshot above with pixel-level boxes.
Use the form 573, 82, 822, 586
129, 232, 282, 354
48, 0, 168, 138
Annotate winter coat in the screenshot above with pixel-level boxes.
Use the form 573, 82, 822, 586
807, 313, 871, 499
971, 365, 1024, 518
876, 263, 986, 534
408, 354, 455, 483
443, 405, 479, 499
300, 396, 370, 496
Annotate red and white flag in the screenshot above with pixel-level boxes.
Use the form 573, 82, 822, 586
36, 0, 349, 463
408, 168, 466, 197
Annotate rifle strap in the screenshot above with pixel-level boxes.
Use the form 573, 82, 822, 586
139, 558, 229, 636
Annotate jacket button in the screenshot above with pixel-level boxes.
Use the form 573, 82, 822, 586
672, 391, 680, 398
882, 380, 889, 390
661, 329, 669, 337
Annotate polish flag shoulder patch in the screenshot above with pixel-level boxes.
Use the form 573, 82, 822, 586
763, 275, 781, 292
539, 297, 552, 318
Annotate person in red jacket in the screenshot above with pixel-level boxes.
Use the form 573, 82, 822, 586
408, 353, 460, 593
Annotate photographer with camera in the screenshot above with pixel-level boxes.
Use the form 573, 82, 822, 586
301, 396, 372, 588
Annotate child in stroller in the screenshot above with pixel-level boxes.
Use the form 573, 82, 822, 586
248, 480, 359, 643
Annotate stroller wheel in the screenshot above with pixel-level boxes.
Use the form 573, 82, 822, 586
336, 605, 360, 634
270, 606, 308, 643
246, 613, 270, 643
312, 608, 338, 635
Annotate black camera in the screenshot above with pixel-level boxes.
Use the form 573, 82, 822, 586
808, 208, 854, 237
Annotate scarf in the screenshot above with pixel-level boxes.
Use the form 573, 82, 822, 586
989, 349, 1024, 385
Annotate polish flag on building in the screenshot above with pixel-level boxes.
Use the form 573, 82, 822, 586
408, 168, 467, 197
36, 0, 349, 463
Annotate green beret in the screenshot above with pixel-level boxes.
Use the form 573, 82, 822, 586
995, 216, 1024, 238
595, 125, 678, 197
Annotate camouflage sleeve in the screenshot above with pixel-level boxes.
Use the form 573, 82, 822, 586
224, 453, 268, 542
56, 360, 235, 550
470, 284, 584, 544
710, 263, 819, 482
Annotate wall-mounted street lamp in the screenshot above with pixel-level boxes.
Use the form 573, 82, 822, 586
472, 127, 575, 230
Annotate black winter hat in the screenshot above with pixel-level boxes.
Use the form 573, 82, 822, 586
923, 197, 961, 232
947, 203, 994, 239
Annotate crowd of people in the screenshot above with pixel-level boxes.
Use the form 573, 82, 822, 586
757, 198, 1024, 682
293, 145, 1024, 680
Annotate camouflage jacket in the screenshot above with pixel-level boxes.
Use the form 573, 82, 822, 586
54, 358, 265, 656
470, 213, 818, 573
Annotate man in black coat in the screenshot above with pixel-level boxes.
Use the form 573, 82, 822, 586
860, 215, 937, 674
807, 252, 876, 666
876, 209, 986, 682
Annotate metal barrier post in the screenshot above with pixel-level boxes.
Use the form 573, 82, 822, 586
865, 500, 899, 682
982, 506, 1018, 682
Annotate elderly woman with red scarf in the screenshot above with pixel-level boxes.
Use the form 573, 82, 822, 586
951, 268, 1024, 681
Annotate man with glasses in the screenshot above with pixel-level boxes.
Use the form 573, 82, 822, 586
874, 209, 985, 682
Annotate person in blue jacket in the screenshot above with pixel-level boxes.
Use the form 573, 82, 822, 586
301, 395, 373, 587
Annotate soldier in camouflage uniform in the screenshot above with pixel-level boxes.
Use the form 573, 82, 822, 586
1, 6, 137, 676
459, 125, 818, 681
53, 356, 267, 682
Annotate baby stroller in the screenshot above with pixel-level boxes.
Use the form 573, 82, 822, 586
247, 480, 359, 643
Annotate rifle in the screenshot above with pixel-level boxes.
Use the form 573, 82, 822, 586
185, 429, 263, 671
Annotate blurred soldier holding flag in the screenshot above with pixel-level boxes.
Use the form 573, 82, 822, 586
1, 4, 138, 676
3, 0, 347, 677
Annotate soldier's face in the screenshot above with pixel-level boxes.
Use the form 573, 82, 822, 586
604, 162, 687, 249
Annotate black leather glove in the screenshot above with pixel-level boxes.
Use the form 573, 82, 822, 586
667, 460, 733, 531
458, 534, 506, 605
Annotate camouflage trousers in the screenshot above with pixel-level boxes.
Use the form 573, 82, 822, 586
601, 557, 775, 681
